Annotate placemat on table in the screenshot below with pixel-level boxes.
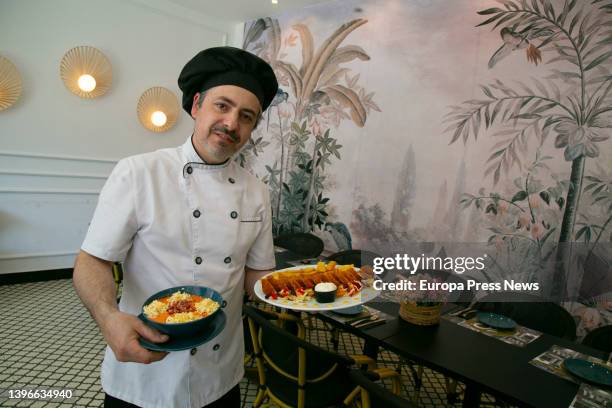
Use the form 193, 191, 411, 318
568, 383, 612, 408
444, 314, 541, 347
530, 345, 612, 384
321, 305, 394, 325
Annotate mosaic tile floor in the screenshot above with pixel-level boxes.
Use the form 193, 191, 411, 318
0, 279, 507, 407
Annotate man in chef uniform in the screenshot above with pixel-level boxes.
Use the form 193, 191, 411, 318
73, 46, 279, 408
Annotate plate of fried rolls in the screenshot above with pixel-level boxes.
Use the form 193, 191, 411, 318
254, 261, 379, 311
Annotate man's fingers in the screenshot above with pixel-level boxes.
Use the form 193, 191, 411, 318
144, 350, 169, 363
133, 341, 168, 364
102, 312, 170, 364
134, 320, 169, 343
118, 338, 168, 364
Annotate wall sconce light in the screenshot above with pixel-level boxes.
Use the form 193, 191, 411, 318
60, 46, 112, 98
137, 87, 179, 132
0, 55, 23, 111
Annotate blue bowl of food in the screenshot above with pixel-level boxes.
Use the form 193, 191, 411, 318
141, 286, 224, 337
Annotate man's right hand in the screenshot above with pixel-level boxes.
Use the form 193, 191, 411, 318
100, 310, 169, 364
73, 251, 169, 364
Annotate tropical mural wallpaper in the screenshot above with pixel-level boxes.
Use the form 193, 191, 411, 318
240, 0, 611, 337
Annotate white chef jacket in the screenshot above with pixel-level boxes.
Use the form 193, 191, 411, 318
81, 136, 275, 408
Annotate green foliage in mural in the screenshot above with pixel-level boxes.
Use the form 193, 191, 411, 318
461, 151, 568, 283
575, 163, 612, 252
243, 17, 379, 237
445, 0, 612, 293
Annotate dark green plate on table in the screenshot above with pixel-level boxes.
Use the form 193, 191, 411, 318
332, 305, 364, 315
138, 310, 226, 352
476, 312, 517, 330
563, 358, 612, 387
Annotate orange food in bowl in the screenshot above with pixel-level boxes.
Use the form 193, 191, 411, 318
143, 291, 219, 324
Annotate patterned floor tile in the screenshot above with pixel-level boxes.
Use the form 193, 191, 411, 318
1, 279, 512, 407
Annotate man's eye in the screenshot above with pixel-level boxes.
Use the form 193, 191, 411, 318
241, 114, 254, 123
215, 103, 227, 110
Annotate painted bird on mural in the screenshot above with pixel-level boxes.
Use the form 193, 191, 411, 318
488, 27, 553, 68
326, 222, 352, 251
266, 88, 289, 130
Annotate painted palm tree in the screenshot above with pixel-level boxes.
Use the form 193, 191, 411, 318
244, 18, 378, 233
444, 0, 612, 296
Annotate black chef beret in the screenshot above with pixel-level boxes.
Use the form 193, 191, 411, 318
178, 46, 278, 114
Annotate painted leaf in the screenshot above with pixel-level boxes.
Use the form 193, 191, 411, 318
320, 67, 350, 88
585, 50, 612, 71
275, 61, 303, 99
300, 19, 368, 111
539, 191, 551, 205
243, 19, 267, 49
512, 191, 528, 202
322, 85, 367, 127
292, 24, 314, 76
556, 197, 565, 209
266, 17, 282, 59
478, 7, 504, 15
327, 45, 370, 68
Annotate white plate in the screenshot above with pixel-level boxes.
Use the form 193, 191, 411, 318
254, 266, 380, 311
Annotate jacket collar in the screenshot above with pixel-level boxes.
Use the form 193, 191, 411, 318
181, 135, 231, 171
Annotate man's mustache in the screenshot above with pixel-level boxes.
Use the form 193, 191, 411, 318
211, 126, 239, 143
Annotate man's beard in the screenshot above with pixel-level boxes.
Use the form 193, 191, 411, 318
211, 125, 239, 143
203, 126, 239, 162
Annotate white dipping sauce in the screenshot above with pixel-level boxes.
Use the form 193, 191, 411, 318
315, 282, 337, 292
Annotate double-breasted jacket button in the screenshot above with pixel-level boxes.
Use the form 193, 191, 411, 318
190, 348, 197, 355
213, 344, 220, 351
193, 209, 201, 218
224, 257, 231, 264
228, 177, 235, 184
230, 211, 238, 219
186, 166, 193, 174
195, 257, 202, 265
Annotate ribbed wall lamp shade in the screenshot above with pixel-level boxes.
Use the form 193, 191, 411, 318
0, 55, 23, 111
60, 46, 112, 98
137, 87, 179, 132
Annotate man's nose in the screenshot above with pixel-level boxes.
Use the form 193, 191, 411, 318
221, 111, 239, 130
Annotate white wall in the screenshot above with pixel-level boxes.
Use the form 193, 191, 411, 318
0, 0, 234, 274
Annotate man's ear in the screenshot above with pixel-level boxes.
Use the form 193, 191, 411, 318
190, 93, 201, 119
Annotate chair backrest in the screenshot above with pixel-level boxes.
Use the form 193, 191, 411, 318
327, 249, 381, 268
112, 263, 124, 303
243, 305, 355, 407
273, 233, 324, 258
582, 324, 612, 353
476, 292, 577, 340
348, 370, 418, 408
112, 262, 123, 286
579, 252, 612, 299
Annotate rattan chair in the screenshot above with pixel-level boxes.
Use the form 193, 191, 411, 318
348, 369, 418, 408
244, 305, 401, 408
273, 233, 324, 258
112, 262, 123, 303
